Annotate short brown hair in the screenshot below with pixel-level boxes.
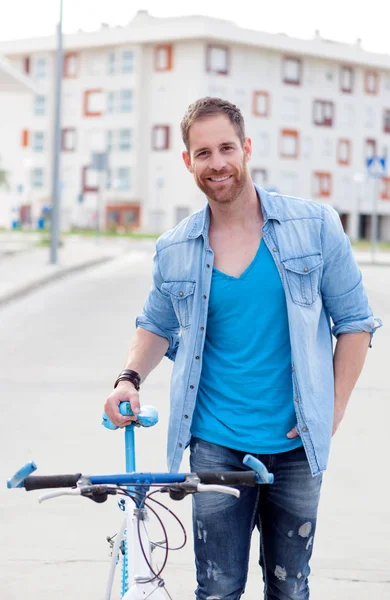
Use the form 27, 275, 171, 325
181, 97, 246, 151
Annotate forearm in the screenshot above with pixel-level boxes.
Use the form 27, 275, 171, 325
124, 327, 169, 382
333, 331, 371, 414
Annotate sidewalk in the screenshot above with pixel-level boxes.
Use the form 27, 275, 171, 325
0, 234, 155, 307
0, 232, 389, 308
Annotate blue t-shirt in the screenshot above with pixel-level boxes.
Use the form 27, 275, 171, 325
191, 238, 303, 454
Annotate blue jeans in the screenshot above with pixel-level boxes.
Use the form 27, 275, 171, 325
190, 438, 323, 600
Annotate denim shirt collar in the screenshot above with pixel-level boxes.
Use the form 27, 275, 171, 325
186, 184, 281, 242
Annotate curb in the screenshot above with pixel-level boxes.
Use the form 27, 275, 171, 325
0, 254, 117, 308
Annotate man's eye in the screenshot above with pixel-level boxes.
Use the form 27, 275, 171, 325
222, 146, 233, 151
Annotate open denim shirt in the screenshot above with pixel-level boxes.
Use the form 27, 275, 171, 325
136, 185, 381, 476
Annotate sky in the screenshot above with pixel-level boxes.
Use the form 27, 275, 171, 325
0, 0, 389, 55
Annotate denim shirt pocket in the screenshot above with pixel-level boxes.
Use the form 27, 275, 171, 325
282, 255, 323, 306
161, 281, 196, 329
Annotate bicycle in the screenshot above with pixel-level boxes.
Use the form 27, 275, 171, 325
7, 402, 274, 599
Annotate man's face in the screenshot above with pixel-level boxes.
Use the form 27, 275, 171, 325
182, 114, 252, 204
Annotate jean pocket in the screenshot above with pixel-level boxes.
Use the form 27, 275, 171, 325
161, 280, 195, 328
282, 255, 323, 306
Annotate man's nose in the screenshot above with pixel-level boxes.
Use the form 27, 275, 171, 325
209, 151, 227, 172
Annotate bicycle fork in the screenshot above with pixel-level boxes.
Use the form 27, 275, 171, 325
122, 502, 167, 600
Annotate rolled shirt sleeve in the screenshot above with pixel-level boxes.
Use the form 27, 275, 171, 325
136, 249, 180, 361
320, 204, 382, 345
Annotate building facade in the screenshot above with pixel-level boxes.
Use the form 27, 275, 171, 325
0, 11, 390, 238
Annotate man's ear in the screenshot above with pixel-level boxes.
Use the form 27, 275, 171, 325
182, 150, 193, 173
243, 137, 252, 162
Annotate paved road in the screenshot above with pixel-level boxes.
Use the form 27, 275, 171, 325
0, 251, 389, 599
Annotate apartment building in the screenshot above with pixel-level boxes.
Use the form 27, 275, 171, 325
0, 11, 389, 238
0, 55, 39, 227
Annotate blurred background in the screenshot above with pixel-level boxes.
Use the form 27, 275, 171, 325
0, 0, 389, 240
1, 3, 389, 599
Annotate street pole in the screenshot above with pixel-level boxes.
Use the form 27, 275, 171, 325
50, 0, 63, 264
370, 176, 380, 264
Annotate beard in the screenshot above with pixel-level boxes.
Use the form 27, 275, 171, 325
195, 160, 249, 204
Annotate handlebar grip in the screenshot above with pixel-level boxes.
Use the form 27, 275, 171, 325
196, 471, 257, 486
24, 473, 82, 491
102, 403, 158, 430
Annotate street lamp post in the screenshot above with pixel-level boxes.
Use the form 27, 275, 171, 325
50, 0, 63, 264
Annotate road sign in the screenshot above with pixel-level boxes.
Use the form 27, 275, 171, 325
366, 156, 387, 178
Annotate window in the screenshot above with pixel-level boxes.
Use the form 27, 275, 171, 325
122, 50, 134, 73
340, 66, 353, 93
302, 136, 312, 158
35, 57, 47, 80
365, 70, 379, 94
152, 125, 170, 150
339, 104, 354, 129
257, 132, 270, 156
24, 57, 30, 74
175, 206, 190, 224
106, 130, 114, 153
381, 178, 390, 200
106, 204, 140, 230
32, 131, 45, 152
313, 172, 332, 197
365, 138, 377, 160
61, 128, 76, 152
87, 129, 105, 152
338, 139, 351, 165
21, 129, 29, 147
84, 89, 104, 117
64, 53, 79, 78
82, 166, 99, 193
251, 168, 267, 188
155, 45, 173, 71
384, 110, 390, 133
107, 91, 115, 114
206, 44, 229, 75
119, 128, 132, 151
283, 57, 302, 85
31, 167, 44, 188
252, 91, 270, 117
34, 95, 46, 116
118, 167, 131, 190
108, 52, 116, 75
120, 89, 133, 112
280, 129, 299, 158
281, 97, 300, 122
365, 107, 376, 128
87, 54, 103, 76
323, 137, 333, 157
313, 100, 334, 126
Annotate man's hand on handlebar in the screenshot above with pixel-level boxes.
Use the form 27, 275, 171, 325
104, 381, 141, 428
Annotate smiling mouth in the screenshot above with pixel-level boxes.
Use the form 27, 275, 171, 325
207, 175, 232, 183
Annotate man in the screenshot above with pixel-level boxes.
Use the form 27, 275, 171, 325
104, 97, 380, 599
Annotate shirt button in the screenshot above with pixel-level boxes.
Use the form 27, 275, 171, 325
203, 295, 207, 299
179, 291, 184, 296
206, 264, 210, 268
273, 247, 277, 252
195, 356, 200, 360
184, 414, 189, 419
200, 326, 204, 331
178, 443, 183, 448
295, 397, 299, 403
303, 268, 308, 273
302, 427, 307, 433
190, 385, 194, 389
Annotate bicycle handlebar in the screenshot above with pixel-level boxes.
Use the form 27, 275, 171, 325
102, 403, 158, 430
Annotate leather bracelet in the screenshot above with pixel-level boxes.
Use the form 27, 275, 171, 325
114, 369, 141, 391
